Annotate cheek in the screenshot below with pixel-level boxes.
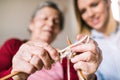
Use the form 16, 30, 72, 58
55, 26, 60, 33
54, 28, 60, 36
96, 2, 109, 17
32, 21, 45, 32
81, 14, 87, 21
35, 21, 44, 28
97, 6, 108, 23
97, 7, 106, 15
31, 25, 42, 35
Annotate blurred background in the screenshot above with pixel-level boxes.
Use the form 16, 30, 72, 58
0, 0, 120, 49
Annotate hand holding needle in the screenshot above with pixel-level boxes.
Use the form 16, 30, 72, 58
67, 37, 86, 80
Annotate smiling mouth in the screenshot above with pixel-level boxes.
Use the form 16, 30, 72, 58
91, 17, 100, 26
92, 20, 99, 25
44, 30, 53, 36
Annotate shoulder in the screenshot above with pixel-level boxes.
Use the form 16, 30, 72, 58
0, 38, 25, 56
0, 38, 25, 52
3, 38, 23, 46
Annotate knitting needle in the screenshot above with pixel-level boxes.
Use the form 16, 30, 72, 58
66, 36, 71, 80
0, 71, 20, 80
67, 37, 86, 80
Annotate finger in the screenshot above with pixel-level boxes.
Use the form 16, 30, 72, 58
73, 61, 88, 71
13, 57, 36, 74
76, 34, 86, 40
71, 43, 97, 54
42, 43, 60, 61
21, 51, 33, 62
31, 41, 60, 61
73, 61, 96, 74
38, 48, 52, 69
71, 51, 96, 63
30, 55, 43, 70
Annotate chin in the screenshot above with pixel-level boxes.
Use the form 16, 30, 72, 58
92, 23, 103, 30
38, 35, 55, 44
43, 37, 53, 44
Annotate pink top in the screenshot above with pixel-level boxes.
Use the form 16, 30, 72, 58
28, 62, 63, 80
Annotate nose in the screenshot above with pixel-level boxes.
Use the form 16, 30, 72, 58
47, 19, 54, 27
87, 8, 94, 17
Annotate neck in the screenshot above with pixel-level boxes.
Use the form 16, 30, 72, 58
97, 18, 117, 37
30, 36, 51, 44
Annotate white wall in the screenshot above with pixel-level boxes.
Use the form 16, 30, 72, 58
111, 0, 120, 21
0, 0, 77, 49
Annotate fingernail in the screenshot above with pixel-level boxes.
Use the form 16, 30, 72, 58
71, 58, 75, 63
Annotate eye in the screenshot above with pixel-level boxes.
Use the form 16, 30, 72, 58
34, 16, 48, 22
41, 16, 48, 21
54, 19, 60, 25
90, 2, 99, 7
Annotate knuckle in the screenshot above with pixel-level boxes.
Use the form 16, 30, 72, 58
45, 63, 52, 69
27, 66, 36, 74
87, 52, 93, 61
91, 44, 96, 50
20, 44, 28, 49
33, 58, 43, 69
50, 49, 57, 56
87, 51, 91, 55
94, 40, 98, 46
73, 64, 77, 70
39, 48, 47, 57
40, 51, 47, 57
88, 44, 96, 53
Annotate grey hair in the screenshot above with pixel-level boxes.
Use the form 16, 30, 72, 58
31, 1, 64, 31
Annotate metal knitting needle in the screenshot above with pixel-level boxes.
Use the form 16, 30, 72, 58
67, 37, 86, 80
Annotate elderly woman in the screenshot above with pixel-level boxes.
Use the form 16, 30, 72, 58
74, 0, 120, 80
0, 1, 102, 80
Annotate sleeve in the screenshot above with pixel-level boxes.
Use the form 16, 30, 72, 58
0, 38, 22, 79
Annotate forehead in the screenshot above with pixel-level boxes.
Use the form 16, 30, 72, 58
77, 0, 99, 9
35, 7, 60, 18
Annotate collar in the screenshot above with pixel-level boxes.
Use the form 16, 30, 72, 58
91, 23, 120, 39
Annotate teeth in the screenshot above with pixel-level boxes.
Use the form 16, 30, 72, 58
91, 17, 99, 25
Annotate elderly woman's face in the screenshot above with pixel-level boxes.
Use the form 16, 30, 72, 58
29, 7, 61, 43
78, 0, 109, 31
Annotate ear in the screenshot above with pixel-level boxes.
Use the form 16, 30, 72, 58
29, 22, 34, 32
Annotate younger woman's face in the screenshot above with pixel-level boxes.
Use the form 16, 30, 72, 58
29, 7, 61, 44
78, 0, 109, 31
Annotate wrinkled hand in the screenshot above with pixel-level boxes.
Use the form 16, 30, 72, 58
11, 40, 60, 80
71, 35, 102, 80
